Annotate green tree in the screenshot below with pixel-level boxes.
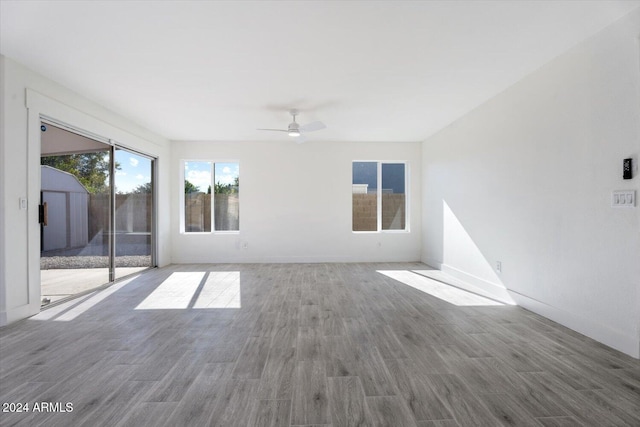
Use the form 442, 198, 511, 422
131, 182, 152, 194
214, 182, 231, 194
184, 180, 200, 193
214, 177, 239, 195
41, 152, 116, 194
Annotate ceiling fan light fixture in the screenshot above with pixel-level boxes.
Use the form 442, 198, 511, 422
257, 109, 325, 142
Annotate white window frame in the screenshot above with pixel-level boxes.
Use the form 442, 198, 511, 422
352, 160, 409, 233
180, 159, 240, 234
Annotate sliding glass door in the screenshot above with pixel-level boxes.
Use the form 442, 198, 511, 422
40, 122, 155, 305
114, 148, 154, 279
40, 126, 112, 304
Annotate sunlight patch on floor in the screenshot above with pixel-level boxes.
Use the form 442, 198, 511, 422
136, 272, 204, 309
192, 272, 241, 309
135, 271, 241, 310
33, 276, 136, 321
377, 270, 503, 306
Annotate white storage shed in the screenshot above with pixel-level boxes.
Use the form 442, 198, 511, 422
41, 165, 90, 252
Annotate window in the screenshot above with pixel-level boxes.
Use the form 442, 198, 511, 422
352, 161, 407, 232
183, 161, 239, 232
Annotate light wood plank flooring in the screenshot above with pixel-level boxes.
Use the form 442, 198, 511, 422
1, 263, 639, 426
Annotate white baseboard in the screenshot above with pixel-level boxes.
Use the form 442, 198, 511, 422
422, 263, 639, 359
1, 303, 40, 326
172, 255, 423, 264
421, 257, 442, 270
510, 290, 639, 359
440, 263, 514, 304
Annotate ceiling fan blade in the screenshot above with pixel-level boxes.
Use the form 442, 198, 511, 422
257, 128, 288, 132
299, 121, 326, 133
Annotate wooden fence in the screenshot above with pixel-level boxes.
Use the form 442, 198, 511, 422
185, 193, 239, 232
352, 193, 406, 231
88, 193, 152, 242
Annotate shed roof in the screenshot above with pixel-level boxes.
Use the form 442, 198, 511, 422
41, 165, 89, 193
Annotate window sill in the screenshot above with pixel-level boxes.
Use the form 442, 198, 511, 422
182, 231, 240, 235
352, 230, 410, 234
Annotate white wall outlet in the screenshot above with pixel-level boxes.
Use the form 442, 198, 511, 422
612, 190, 635, 207
241, 241, 249, 250
496, 261, 502, 273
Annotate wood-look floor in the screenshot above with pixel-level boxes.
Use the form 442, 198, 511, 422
1, 263, 639, 426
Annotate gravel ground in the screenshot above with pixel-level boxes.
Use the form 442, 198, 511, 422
41, 255, 151, 270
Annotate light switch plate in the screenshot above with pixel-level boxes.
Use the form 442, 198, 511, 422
612, 190, 635, 207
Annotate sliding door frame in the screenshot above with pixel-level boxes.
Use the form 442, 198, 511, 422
112, 145, 157, 280
39, 117, 157, 300
18, 89, 163, 322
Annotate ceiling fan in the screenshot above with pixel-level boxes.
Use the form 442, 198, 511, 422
257, 109, 326, 143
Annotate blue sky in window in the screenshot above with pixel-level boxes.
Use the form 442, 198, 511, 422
353, 162, 404, 194
185, 161, 238, 192
382, 163, 405, 194
352, 162, 377, 192
215, 163, 239, 186
114, 150, 151, 193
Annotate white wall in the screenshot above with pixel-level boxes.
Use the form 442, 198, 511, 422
0, 56, 6, 325
0, 56, 171, 326
422, 10, 640, 358
171, 140, 421, 263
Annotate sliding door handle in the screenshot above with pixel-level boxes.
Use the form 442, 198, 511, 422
39, 202, 48, 226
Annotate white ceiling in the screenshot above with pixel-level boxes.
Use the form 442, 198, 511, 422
1, 1, 638, 143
